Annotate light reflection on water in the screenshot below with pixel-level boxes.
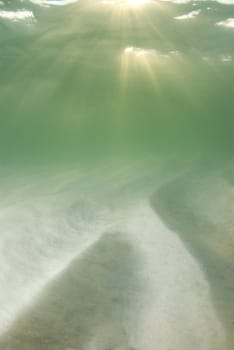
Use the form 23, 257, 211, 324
217, 18, 234, 27
174, 9, 200, 20
0, 10, 34, 21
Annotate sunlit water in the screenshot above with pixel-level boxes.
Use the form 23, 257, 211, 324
0, 0, 234, 349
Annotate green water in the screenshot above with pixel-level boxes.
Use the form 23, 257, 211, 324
0, 1, 234, 349
1, 0, 234, 163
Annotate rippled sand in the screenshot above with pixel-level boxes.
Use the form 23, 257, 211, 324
0, 168, 227, 350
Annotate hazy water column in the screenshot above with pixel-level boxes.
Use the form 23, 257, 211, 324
0, 0, 234, 159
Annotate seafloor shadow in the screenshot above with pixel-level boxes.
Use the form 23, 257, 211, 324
150, 166, 234, 349
0, 232, 142, 350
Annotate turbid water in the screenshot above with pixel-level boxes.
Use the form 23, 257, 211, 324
0, 0, 234, 349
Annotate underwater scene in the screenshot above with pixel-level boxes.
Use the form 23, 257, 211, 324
0, 0, 234, 349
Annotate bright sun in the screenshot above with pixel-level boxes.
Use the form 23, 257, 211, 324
127, 0, 150, 6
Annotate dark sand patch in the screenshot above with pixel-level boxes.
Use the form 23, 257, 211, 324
0, 232, 142, 350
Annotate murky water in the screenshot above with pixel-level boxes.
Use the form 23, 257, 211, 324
0, 0, 234, 349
